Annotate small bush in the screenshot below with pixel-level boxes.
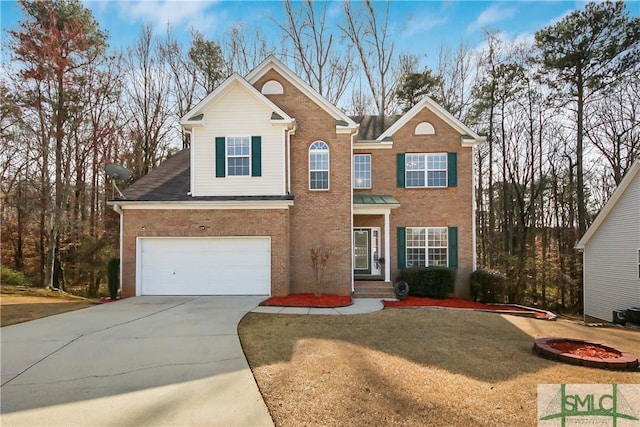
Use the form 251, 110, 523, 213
1, 267, 30, 287
107, 258, 120, 299
470, 269, 506, 303
397, 267, 456, 299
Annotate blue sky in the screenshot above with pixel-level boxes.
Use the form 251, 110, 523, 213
2, 1, 639, 70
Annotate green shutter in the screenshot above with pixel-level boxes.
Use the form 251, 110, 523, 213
215, 137, 225, 177
397, 227, 406, 269
397, 153, 405, 188
448, 226, 458, 268
447, 152, 457, 187
251, 136, 262, 177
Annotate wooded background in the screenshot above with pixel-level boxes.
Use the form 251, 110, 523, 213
2, 0, 638, 313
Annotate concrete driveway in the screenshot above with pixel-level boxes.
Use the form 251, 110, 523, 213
1, 296, 274, 427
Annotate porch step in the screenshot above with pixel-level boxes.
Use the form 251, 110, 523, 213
353, 281, 396, 299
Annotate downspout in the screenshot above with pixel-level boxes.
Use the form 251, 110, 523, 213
286, 122, 296, 194
111, 203, 124, 297
350, 127, 359, 294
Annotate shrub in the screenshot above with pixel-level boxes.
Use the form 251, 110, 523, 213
470, 269, 506, 303
107, 258, 120, 299
1, 267, 30, 287
397, 267, 456, 299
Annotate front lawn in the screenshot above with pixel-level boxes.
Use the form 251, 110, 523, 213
238, 309, 639, 426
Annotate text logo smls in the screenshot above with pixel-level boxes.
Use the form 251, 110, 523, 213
540, 384, 639, 425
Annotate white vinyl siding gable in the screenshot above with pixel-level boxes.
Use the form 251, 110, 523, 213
583, 171, 640, 322
191, 82, 286, 196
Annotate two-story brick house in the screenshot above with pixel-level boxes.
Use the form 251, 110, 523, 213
110, 56, 484, 298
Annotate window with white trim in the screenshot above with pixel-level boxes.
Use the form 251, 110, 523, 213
406, 153, 447, 187
353, 154, 371, 189
309, 141, 329, 190
226, 136, 250, 176
406, 227, 448, 267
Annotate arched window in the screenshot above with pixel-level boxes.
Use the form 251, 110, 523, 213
261, 80, 284, 95
415, 121, 435, 135
309, 141, 329, 190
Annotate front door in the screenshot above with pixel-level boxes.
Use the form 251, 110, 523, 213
353, 228, 382, 276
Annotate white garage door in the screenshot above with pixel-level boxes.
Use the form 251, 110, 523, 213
138, 237, 271, 295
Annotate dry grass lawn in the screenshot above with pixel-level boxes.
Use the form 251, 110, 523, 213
238, 308, 640, 426
1, 286, 94, 327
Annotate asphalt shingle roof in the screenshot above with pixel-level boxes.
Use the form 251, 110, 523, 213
119, 149, 293, 203
350, 115, 402, 141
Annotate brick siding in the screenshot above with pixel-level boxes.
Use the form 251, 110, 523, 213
120, 208, 291, 298
254, 70, 353, 295
354, 108, 475, 297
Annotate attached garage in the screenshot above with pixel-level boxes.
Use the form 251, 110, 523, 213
137, 237, 271, 296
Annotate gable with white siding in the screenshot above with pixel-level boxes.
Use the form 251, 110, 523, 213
190, 80, 289, 197
577, 160, 640, 322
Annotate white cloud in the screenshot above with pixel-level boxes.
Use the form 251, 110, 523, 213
467, 3, 517, 33
402, 12, 448, 37
117, 0, 221, 34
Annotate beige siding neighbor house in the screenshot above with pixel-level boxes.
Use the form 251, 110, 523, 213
576, 159, 640, 323
109, 56, 484, 298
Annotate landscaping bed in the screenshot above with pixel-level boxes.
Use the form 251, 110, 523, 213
383, 296, 556, 319
260, 293, 353, 308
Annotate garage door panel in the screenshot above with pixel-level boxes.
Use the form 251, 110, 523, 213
139, 238, 270, 295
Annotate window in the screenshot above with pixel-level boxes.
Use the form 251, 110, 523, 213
406, 153, 447, 187
226, 136, 250, 176
406, 227, 448, 267
309, 141, 329, 190
353, 154, 371, 188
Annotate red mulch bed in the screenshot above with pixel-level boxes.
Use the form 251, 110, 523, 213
260, 294, 353, 308
548, 341, 622, 359
383, 296, 529, 311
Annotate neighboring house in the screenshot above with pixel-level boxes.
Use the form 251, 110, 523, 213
109, 56, 484, 298
576, 159, 640, 323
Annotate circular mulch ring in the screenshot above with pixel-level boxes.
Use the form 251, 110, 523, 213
533, 337, 639, 370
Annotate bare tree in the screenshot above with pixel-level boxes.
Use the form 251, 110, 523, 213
585, 71, 640, 185
340, 0, 397, 126
276, 0, 354, 104
123, 24, 173, 179
222, 23, 275, 76
8, 0, 108, 289
436, 42, 477, 122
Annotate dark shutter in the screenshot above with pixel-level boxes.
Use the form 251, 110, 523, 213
397, 227, 406, 269
397, 154, 405, 188
447, 152, 457, 187
215, 137, 225, 177
251, 136, 262, 177
448, 226, 458, 268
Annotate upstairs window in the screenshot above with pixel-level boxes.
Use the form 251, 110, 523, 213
226, 136, 250, 176
405, 153, 448, 188
215, 136, 261, 178
353, 154, 371, 189
309, 141, 329, 190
